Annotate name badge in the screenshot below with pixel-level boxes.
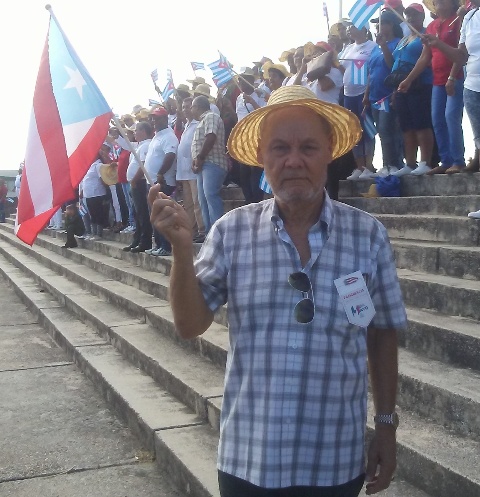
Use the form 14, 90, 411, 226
334, 271, 376, 328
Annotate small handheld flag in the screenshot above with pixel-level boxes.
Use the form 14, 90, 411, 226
362, 113, 377, 140
259, 171, 272, 195
149, 99, 161, 107
151, 68, 158, 82
372, 96, 390, 112
208, 52, 234, 88
323, 2, 330, 30
191, 62, 205, 71
349, 0, 384, 29
162, 70, 175, 101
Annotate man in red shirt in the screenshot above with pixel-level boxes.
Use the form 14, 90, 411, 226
0, 179, 8, 223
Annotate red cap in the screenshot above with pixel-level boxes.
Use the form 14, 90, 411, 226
150, 107, 168, 117
385, 0, 403, 8
405, 2, 424, 13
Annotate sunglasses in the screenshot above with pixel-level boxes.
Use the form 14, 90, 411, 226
288, 272, 315, 324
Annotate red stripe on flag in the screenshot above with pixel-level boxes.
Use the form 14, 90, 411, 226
17, 170, 35, 225
68, 113, 112, 187
16, 208, 57, 246
33, 37, 74, 207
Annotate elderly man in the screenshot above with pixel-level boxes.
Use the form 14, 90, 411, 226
190, 95, 228, 233
150, 86, 406, 496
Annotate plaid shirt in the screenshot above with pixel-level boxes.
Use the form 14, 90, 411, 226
191, 111, 229, 170
195, 194, 407, 488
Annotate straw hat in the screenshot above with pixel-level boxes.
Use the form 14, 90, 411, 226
279, 48, 296, 62
99, 163, 118, 186
191, 83, 215, 102
227, 86, 362, 167
187, 76, 211, 87
262, 61, 290, 79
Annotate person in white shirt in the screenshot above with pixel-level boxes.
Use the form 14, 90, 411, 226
283, 46, 310, 87
80, 143, 110, 239
123, 121, 153, 253
235, 68, 267, 204
176, 97, 205, 242
144, 107, 179, 256
340, 23, 377, 179
192, 84, 221, 115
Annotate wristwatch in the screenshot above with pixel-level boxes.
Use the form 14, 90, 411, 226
374, 412, 399, 429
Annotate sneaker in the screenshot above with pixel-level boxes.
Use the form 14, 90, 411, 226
145, 247, 158, 255
346, 169, 363, 181
411, 162, 431, 176
226, 183, 239, 188
154, 248, 172, 256
358, 169, 377, 179
88, 236, 96, 241
376, 167, 389, 177
121, 225, 135, 233
467, 210, 480, 219
392, 165, 414, 177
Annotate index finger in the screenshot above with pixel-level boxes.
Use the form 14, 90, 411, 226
147, 184, 167, 207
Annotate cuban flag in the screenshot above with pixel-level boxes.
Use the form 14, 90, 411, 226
149, 98, 161, 106
373, 96, 390, 112
259, 171, 272, 195
150, 68, 158, 82
362, 113, 377, 140
191, 62, 205, 71
208, 52, 234, 88
323, 2, 329, 22
16, 9, 112, 245
162, 70, 175, 101
351, 60, 368, 85
349, 0, 384, 29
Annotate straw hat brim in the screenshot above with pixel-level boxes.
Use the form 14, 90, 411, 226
227, 90, 362, 167
99, 164, 119, 186
423, 0, 467, 13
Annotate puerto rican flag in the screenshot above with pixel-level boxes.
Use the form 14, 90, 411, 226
351, 59, 368, 85
16, 10, 112, 245
349, 0, 384, 29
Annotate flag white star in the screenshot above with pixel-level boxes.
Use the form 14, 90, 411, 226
63, 66, 86, 99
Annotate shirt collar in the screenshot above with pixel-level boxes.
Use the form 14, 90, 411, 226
270, 190, 334, 234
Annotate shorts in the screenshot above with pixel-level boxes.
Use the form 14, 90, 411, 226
396, 84, 432, 132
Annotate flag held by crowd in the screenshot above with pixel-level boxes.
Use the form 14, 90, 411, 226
208, 52, 234, 88
349, 0, 384, 29
373, 96, 390, 112
323, 2, 329, 21
351, 60, 368, 85
16, 8, 112, 245
259, 171, 272, 195
162, 69, 175, 101
149, 98, 161, 106
362, 113, 378, 139
150, 68, 158, 82
191, 61, 205, 71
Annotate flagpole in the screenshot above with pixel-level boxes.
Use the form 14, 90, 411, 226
111, 116, 155, 186
339, 0, 343, 19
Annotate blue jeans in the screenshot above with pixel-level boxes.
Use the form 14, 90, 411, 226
432, 81, 465, 167
371, 106, 404, 168
196, 161, 227, 233
464, 87, 480, 150
121, 182, 135, 226
343, 94, 375, 160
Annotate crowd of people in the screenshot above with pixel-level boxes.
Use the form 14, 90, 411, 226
17, 0, 480, 247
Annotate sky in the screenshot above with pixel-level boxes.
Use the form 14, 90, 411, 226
0, 0, 474, 171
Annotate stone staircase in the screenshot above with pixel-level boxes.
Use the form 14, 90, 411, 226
0, 173, 479, 496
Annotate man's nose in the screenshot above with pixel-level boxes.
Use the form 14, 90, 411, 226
284, 148, 304, 168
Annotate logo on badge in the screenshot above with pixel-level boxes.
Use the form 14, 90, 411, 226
351, 304, 369, 317
344, 276, 359, 286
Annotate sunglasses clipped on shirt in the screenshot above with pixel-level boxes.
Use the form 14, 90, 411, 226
288, 272, 315, 324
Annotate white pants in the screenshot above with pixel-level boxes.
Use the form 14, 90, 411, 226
109, 185, 122, 222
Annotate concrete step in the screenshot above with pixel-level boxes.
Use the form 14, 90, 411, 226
342, 195, 480, 216
376, 214, 480, 247
339, 172, 480, 198
398, 348, 480, 440
404, 307, 480, 372
391, 239, 480, 281
2, 232, 478, 496
398, 268, 480, 322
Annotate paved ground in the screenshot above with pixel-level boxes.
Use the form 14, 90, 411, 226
0, 278, 182, 496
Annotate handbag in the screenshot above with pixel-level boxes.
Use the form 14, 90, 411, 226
384, 60, 421, 91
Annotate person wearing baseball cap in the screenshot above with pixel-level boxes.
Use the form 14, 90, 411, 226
384, 0, 411, 36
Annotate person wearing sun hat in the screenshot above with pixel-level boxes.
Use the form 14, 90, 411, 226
149, 85, 407, 497
187, 76, 211, 90
192, 83, 221, 116
261, 61, 290, 91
